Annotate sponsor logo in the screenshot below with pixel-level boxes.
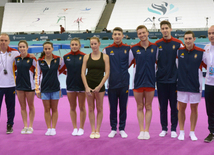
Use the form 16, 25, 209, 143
180, 53, 184, 58
159, 46, 163, 50
66, 57, 71, 61
12, 36, 26, 40
81, 7, 91, 11
110, 51, 114, 55
74, 17, 84, 23
40, 36, 48, 40
32, 18, 40, 23
57, 16, 66, 23
67, 34, 72, 40
41, 61, 45, 65
136, 49, 141, 54
148, 2, 178, 15
63, 8, 69, 12
43, 7, 49, 13
194, 54, 197, 59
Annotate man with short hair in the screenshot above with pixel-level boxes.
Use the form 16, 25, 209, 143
203, 25, 214, 143
177, 31, 205, 141
155, 21, 183, 138
0, 33, 20, 134
103, 27, 133, 138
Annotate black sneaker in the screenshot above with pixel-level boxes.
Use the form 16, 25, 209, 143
6, 125, 13, 134
204, 133, 214, 143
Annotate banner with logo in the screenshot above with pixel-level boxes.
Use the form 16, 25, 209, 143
107, 0, 214, 30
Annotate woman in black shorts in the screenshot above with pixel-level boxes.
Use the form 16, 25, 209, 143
81, 37, 110, 139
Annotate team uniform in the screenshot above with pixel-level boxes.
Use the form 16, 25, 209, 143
130, 41, 158, 91
177, 45, 205, 103
155, 37, 183, 132
35, 54, 63, 100
15, 54, 37, 91
103, 42, 133, 131
0, 47, 19, 127
61, 50, 85, 92
202, 44, 214, 135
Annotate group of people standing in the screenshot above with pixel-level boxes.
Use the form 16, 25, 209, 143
0, 20, 214, 143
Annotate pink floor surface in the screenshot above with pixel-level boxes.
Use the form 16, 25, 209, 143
0, 96, 213, 155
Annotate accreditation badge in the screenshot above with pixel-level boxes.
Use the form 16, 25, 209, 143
209, 66, 214, 77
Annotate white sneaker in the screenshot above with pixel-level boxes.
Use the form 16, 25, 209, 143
171, 131, 177, 138
189, 132, 198, 141
21, 127, 28, 134
178, 133, 185, 140
50, 128, 56, 136
159, 131, 167, 137
119, 130, 128, 138
138, 131, 144, 140
45, 128, 52, 136
108, 130, 117, 138
77, 128, 84, 136
72, 128, 78, 136
26, 127, 34, 134
144, 132, 150, 140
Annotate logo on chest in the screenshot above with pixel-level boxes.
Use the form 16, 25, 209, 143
180, 53, 184, 58
40, 61, 45, 65
17, 59, 20, 63
110, 51, 114, 55
194, 54, 197, 59
136, 49, 141, 54
66, 56, 71, 61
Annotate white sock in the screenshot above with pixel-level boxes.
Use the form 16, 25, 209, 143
72, 128, 78, 136
77, 128, 84, 136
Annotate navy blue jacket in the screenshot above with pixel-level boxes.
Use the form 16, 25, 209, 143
103, 42, 131, 89
35, 54, 62, 93
62, 50, 85, 91
177, 45, 204, 93
15, 54, 36, 91
155, 37, 183, 83
131, 42, 158, 89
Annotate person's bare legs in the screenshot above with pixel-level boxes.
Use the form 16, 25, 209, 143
95, 92, 105, 133
178, 101, 187, 140
25, 91, 35, 128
